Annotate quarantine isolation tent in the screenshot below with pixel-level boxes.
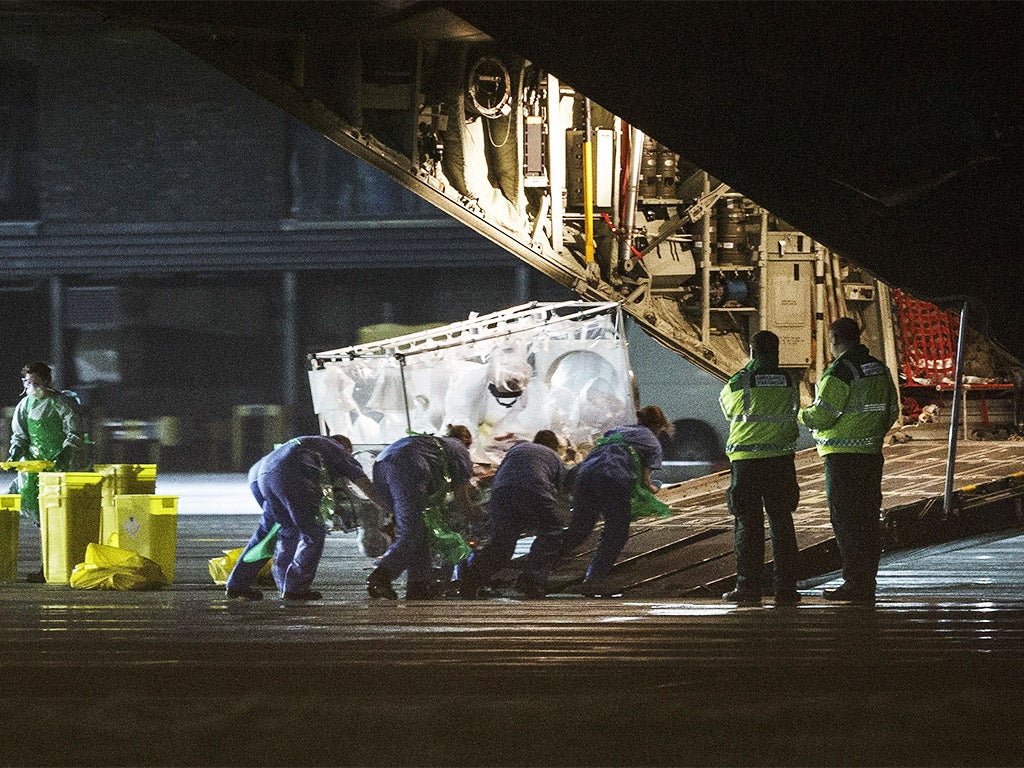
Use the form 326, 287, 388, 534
307, 301, 635, 463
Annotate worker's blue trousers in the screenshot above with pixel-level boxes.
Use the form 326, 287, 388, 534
226, 470, 326, 595
561, 467, 633, 582
373, 457, 432, 583
462, 486, 563, 587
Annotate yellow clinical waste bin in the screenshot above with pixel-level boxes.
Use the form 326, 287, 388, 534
111, 495, 178, 583
38, 472, 104, 583
94, 464, 158, 545
0, 494, 21, 583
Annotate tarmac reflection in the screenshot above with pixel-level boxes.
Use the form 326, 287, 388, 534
2, 482, 1024, 765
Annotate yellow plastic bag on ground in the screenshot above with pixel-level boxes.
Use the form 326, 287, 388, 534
0, 460, 54, 473
208, 547, 275, 586
70, 543, 167, 591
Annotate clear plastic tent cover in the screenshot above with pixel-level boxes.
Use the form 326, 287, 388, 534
308, 302, 635, 463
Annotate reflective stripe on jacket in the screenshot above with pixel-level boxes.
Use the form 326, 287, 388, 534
798, 344, 899, 455
719, 356, 799, 460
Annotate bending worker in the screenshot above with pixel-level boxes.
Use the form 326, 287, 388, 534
457, 429, 566, 599
799, 317, 899, 605
8, 361, 88, 582
556, 405, 669, 595
225, 434, 377, 601
720, 330, 802, 607
366, 425, 475, 601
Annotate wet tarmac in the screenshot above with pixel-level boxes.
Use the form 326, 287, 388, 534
2, 473, 1024, 766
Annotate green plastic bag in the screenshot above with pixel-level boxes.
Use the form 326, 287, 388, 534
593, 433, 672, 521
318, 462, 335, 524
629, 479, 671, 521
422, 496, 472, 564
242, 522, 281, 563
416, 433, 472, 564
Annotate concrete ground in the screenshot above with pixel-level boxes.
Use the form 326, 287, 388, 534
1, 473, 1024, 767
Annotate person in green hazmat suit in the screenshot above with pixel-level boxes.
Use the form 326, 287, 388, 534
8, 361, 89, 581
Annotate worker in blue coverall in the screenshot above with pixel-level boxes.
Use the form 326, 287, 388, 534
225, 434, 378, 601
366, 425, 475, 600
457, 429, 567, 599
551, 405, 670, 595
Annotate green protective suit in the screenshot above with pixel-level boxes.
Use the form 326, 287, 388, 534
8, 388, 87, 523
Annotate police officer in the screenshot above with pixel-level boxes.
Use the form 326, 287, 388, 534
799, 317, 899, 604
720, 330, 801, 606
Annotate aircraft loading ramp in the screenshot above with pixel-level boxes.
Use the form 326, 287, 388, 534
545, 438, 1024, 597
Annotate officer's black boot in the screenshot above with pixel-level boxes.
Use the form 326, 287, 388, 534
367, 564, 397, 599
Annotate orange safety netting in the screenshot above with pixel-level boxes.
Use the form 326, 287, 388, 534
893, 289, 959, 387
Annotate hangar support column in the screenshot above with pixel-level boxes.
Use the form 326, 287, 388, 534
48, 276, 68, 387
282, 271, 299, 437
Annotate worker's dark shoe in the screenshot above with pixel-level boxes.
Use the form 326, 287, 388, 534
282, 590, 322, 601
579, 580, 623, 598
722, 589, 762, 606
26, 567, 46, 584
822, 585, 875, 605
225, 587, 263, 601
513, 575, 546, 599
366, 565, 397, 600
774, 589, 802, 606
442, 580, 463, 598
456, 575, 481, 599
404, 581, 434, 600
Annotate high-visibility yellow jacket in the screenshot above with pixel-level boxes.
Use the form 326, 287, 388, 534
719, 356, 799, 461
799, 344, 899, 455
